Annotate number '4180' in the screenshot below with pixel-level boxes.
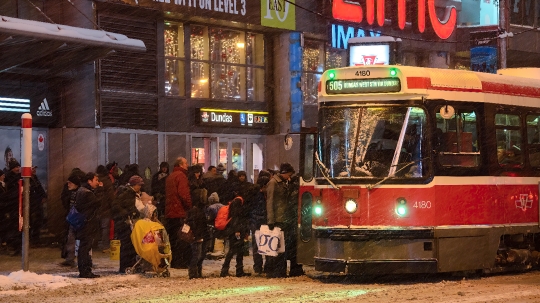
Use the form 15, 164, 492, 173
355, 70, 370, 76
413, 201, 431, 208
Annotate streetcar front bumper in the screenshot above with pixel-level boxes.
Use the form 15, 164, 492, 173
313, 228, 438, 275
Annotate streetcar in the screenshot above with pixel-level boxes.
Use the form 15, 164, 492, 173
296, 65, 540, 275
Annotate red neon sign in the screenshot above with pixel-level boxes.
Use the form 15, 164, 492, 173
332, 0, 457, 40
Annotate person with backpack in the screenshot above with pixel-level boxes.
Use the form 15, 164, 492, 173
74, 172, 103, 278
219, 196, 251, 277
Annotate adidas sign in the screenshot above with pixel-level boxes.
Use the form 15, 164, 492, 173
37, 98, 52, 117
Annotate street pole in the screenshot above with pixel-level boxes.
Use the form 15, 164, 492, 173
21, 113, 32, 271
499, 0, 507, 69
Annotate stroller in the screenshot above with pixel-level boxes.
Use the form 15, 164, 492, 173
127, 216, 172, 278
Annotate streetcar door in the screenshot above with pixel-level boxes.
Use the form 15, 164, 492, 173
297, 132, 316, 266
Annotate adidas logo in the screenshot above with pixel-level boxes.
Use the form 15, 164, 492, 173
37, 98, 52, 117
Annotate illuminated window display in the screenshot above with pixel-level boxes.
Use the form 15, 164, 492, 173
165, 22, 264, 101
164, 22, 185, 96
302, 40, 346, 105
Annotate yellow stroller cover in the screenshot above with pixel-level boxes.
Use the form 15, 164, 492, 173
130, 219, 171, 272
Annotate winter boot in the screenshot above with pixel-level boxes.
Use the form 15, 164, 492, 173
220, 267, 229, 277
188, 267, 198, 279
289, 264, 305, 277
197, 266, 203, 278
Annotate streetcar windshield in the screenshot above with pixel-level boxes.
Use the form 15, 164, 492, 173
318, 105, 427, 179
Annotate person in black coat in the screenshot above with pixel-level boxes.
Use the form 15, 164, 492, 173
186, 194, 210, 279
29, 166, 47, 246
3, 159, 22, 256
74, 172, 102, 278
220, 196, 251, 277
111, 175, 143, 274
151, 162, 169, 220
249, 175, 270, 274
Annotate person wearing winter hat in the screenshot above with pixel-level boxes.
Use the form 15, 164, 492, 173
208, 192, 219, 204
111, 174, 143, 274
279, 162, 295, 175
205, 191, 223, 254
60, 169, 85, 267
8, 159, 20, 172
265, 162, 296, 278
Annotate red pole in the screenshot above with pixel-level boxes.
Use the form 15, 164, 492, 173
21, 113, 32, 271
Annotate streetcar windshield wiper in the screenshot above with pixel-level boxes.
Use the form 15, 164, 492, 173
315, 150, 340, 190
366, 157, 428, 190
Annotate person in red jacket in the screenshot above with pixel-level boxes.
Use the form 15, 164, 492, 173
165, 157, 192, 268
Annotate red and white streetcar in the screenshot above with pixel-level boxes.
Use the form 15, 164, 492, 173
296, 65, 540, 275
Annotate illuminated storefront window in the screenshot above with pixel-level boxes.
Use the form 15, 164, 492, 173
165, 22, 264, 101
302, 40, 346, 105
164, 22, 185, 96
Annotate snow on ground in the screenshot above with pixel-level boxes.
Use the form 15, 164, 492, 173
1, 246, 540, 303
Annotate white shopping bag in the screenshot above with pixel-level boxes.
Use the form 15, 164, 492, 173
255, 225, 285, 257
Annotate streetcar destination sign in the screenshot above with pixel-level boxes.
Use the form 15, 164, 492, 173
326, 78, 401, 94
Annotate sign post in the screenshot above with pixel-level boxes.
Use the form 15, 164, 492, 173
21, 113, 32, 271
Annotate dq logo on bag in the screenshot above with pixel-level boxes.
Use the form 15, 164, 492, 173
258, 234, 280, 252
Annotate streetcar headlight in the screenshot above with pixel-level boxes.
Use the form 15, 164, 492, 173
314, 199, 323, 216
395, 197, 408, 217
345, 199, 357, 214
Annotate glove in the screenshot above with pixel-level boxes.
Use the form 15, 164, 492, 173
268, 224, 274, 230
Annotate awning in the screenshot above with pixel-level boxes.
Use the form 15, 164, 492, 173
0, 15, 146, 76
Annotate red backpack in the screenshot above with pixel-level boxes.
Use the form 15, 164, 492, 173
214, 203, 231, 231
214, 197, 243, 231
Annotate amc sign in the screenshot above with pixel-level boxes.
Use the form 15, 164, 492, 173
332, 0, 458, 40
198, 108, 269, 128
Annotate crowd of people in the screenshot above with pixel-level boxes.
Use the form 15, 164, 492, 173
2, 155, 305, 279
0, 159, 47, 257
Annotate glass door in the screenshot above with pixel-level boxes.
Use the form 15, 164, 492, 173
191, 137, 218, 171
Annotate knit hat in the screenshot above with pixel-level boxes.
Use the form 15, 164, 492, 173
208, 192, 219, 204
129, 175, 144, 186
8, 159, 20, 170
67, 175, 81, 186
279, 162, 295, 174
216, 163, 226, 172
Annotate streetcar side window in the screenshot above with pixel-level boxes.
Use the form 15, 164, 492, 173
436, 108, 480, 167
526, 115, 540, 167
495, 113, 523, 167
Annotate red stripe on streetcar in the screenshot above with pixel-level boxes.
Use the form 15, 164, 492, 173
482, 81, 540, 98
406, 77, 431, 89
21, 118, 32, 128
21, 167, 32, 177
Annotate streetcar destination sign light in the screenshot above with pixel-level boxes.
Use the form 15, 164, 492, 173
326, 78, 401, 94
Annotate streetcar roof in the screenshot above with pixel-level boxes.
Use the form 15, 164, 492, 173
319, 65, 540, 107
